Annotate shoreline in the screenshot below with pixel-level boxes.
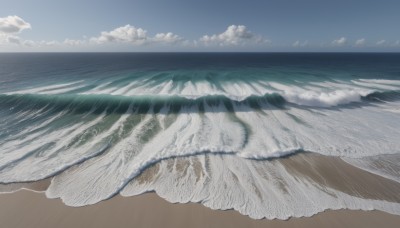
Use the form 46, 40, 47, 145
1, 190, 400, 228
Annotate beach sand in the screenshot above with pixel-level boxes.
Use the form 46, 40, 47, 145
1, 153, 400, 227
1, 190, 400, 228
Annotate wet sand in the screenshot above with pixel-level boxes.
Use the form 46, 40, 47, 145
1, 190, 400, 228
1, 153, 400, 227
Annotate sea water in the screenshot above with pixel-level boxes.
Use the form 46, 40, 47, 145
0, 53, 399, 219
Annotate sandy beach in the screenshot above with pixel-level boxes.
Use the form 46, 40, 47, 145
1, 152, 400, 228
1, 190, 400, 228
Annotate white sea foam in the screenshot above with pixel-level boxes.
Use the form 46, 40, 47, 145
343, 154, 400, 183
120, 154, 400, 219
35, 96, 400, 208
7, 78, 399, 108
5, 81, 85, 95
282, 89, 368, 107
1, 77, 400, 218
359, 79, 400, 86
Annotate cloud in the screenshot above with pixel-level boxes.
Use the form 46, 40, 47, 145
64, 38, 85, 46
153, 32, 183, 44
355, 38, 365, 46
0, 16, 31, 46
18, 40, 62, 47
91, 25, 147, 44
292, 40, 308, 47
90, 24, 183, 46
332, 37, 347, 46
42, 40, 60, 46
200, 25, 268, 46
0, 15, 31, 34
395, 40, 400, 46
22, 40, 35, 47
6, 35, 21, 44
376, 40, 386, 46
1, 21, 184, 50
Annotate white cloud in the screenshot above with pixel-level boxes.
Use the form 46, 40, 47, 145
22, 40, 35, 47
64, 38, 85, 46
395, 40, 400, 46
90, 24, 183, 46
200, 25, 268, 46
0, 34, 19, 45
292, 40, 308, 47
152, 32, 182, 44
6, 35, 21, 44
376, 40, 386, 45
17, 40, 63, 48
355, 38, 366, 46
91, 25, 148, 44
332, 37, 347, 46
42, 40, 60, 46
0, 16, 32, 46
0, 15, 31, 34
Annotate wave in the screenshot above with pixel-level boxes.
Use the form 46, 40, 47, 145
4, 78, 400, 108
1, 85, 400, 182
1, 77, 400, 218
1, 90, 399, 115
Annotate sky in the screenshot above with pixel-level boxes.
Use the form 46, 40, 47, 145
1, 0, 400, 52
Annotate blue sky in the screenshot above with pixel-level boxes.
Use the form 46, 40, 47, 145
1, 0, 399, 51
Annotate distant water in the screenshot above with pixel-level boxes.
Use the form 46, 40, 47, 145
1, 53, 400, 219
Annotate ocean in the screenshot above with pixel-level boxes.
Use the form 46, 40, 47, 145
0, 53, 400, 219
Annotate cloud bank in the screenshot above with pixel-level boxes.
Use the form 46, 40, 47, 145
90, 25, 183, 45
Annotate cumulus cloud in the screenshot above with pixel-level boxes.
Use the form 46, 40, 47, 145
332, 37, 347, 46
355, 38, 366, 46
0, 15, 31, 34
153, 32, 183, 44
292, 40, 308, 47
0, 16, 32, 46
91, 25, 147, 44
90, 24, 183, 45
376, 40, 386, 46
200, 25, 268, 46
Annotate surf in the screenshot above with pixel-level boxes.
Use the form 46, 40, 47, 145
1, 53, 400, 219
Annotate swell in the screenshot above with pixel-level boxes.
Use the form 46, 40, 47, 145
1, 90, 399, 115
